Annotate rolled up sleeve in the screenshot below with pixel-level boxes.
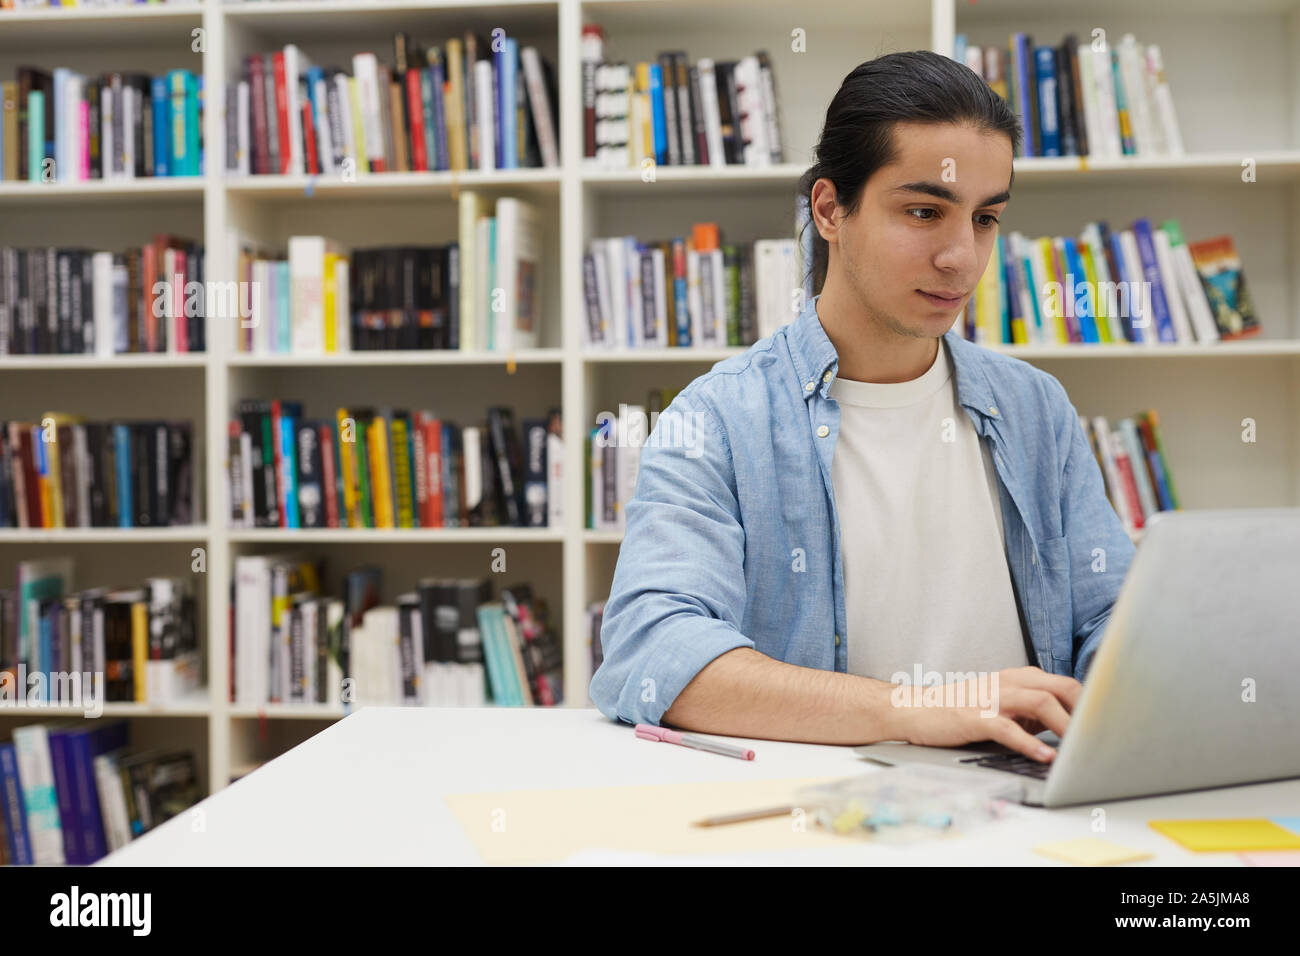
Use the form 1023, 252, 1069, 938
588, 396, 755, 726
1055, 388, 1137, 682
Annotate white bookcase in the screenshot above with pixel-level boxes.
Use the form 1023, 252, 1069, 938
2, 0, 1299, 801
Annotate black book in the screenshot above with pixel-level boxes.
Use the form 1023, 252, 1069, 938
486, 407, 524, 526
396, 593, 421, 702
237, 399, 276, 526
167, 422, 193, 526
152, 421, 170, 527
295, 420, 325, 528
446, 242, 460, 350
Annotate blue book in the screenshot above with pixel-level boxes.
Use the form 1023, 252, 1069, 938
47, 728, 82, 864
1012, 35, 1035, 157
279, 409, 300, 528
0, 743, 33, 866
497, 38, 518, 170
167, 70, 188, 177
114, 424, 133, 526
151, 76, 170, 177
430, 61, 449, 171
66, 721, 129, 863
420, 68, 438, 171
672, 239, 691, 346
648, 63, 667, 166
1060, 238, 1099, 343
1131, 218, 1177, 343
277, 261, 290, 351
189, 73, 202, 176
1033, 48, 1060, 157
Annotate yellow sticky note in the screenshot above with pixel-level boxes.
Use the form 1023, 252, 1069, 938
1149, 819, 1300, 853
1034, 837, 1153, 866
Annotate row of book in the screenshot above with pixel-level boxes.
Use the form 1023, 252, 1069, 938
225, 33, 558, 177
231, 194, 541, 353
581, 226, 799, 350
0, 722, 200, 866
0, 419, 198, 530
960, 223, 1259, 346
0, 239, 207, 356
227, 401, 562, 529
0, 69, 203, 182
1084, 411, 1179, 536
956, 32, 1184, 160
583, 26, 785, 170
232, 559, 562, 707
586, 389, 680, 531
2, 0, 199, 7
0, 563, 200, 705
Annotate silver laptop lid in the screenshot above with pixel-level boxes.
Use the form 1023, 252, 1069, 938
1044, 508, 1300, 806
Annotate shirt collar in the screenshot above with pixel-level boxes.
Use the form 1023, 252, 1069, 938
785, 293, 1003, 422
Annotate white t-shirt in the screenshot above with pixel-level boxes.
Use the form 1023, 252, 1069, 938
828, 337, 1030, 683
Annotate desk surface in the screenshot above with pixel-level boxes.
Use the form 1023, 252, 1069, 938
102, 708, 1300, 865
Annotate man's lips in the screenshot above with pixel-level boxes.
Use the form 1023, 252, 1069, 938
918, 290, 965, 306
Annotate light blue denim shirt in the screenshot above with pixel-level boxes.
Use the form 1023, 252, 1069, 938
590, 293, 1136, 727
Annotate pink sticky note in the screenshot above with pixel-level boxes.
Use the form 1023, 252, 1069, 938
1240, 851, 1300, 867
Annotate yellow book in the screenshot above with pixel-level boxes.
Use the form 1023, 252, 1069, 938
1078, 242, 1112, 344
390, 416, 414, 529
444, 39, 467, 171
973, 230, 1002, 345
368, 413, 395, 528
323, 253, 339, 352
348, 76, 369, 176
336, 408, 359, 527
1035, 238, 1068, 344
131, 601, 148, 702
458, 190, 491, 350
39, 413, 84, 528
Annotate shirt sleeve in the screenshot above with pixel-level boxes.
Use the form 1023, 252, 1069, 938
1056, 392, 1137, 682
588, 395, 755, 726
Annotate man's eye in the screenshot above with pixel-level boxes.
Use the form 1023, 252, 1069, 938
977, 214, 1001, 228
907, 208, 937, 221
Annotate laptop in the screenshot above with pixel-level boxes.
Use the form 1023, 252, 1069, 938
853, 508, 1300, 807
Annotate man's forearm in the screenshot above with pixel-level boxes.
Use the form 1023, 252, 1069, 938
661, 647, 905, 745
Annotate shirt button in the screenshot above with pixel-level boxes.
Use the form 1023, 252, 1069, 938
817, 425, 830, 438
805, 381, 815, 392
834, 634, 841, 646
988, 405, 999, 416
822, 370, 833, 384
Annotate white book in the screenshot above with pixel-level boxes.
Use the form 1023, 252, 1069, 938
520, 46, 559, 167
1118, 230, 1154, 345
92, 251, 115, 356
474, 59, 496, 171
629, 87, 647, 166
1145, 44, 1184, 155
649, 245, 668, 346
94, 754, 132, 852
546, 430, 563, 528
13, 724, 64, 865
624, 239, 644, 348
234, 554, 273, 704
696, 58, 726, 167
1089, 44, 1123, 158
605, 238, 628, 349
1152, 230, 1194, 344
458, 190, 490, 350
73, 426, 91, 526
462, 426, 482, 513
287, 235, 332, 354
100, 85, 114, 182
1168, 229, 1219, 343
352, 52, 386, 173
122, 82, 134, 179
686, 248, 703, 347
333, 73, 357, 172
253, 259, 272, 353
1075, 45, 1101, 159
459, 662, 487, 706
1091, 416, 1135, 533
494, 197, 542, 351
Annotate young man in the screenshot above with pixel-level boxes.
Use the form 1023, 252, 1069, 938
589, 51, 1135, 764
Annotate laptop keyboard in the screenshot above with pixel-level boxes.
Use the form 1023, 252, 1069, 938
958, 751, 1053, 780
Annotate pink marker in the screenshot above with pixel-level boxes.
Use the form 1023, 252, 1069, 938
635, 723, 755, 760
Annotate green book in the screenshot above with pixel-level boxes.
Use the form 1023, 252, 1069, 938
28, 89, 44, 182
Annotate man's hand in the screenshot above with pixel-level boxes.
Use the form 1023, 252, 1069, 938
890, 666, 1083, 762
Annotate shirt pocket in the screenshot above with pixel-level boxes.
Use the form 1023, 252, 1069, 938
1037, 534, 1074, 663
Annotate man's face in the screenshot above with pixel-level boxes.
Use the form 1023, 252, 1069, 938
816, 120, 1013, 340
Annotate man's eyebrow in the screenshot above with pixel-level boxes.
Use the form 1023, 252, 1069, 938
889, 181, 1012, 208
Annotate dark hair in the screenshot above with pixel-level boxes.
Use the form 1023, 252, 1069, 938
797, 51, 1022, 295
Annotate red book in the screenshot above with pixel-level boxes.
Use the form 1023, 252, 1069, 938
423, 417, 443, 527
272, 51, 291, 174
319, 423, 339, 528
301, 100, 319, 175
142, 242, 158, 351
173, 248, 189, 353
405, 68, 427, 171
1111, 448, 1146, 529
270, 399, 287, 527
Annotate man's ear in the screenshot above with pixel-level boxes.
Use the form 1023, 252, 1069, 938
811, 177, 842, 244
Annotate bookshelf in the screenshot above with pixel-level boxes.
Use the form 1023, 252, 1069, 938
2, 0, 1299, 811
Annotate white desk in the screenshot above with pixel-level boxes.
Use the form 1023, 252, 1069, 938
100, 708, 1300, 865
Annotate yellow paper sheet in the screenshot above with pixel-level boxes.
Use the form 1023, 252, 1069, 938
1149, 819, 1300, 853
1034, 837, 1153, 866
444, 776, 864, 864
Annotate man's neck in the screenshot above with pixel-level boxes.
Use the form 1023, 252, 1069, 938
816, 280, 942, 384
